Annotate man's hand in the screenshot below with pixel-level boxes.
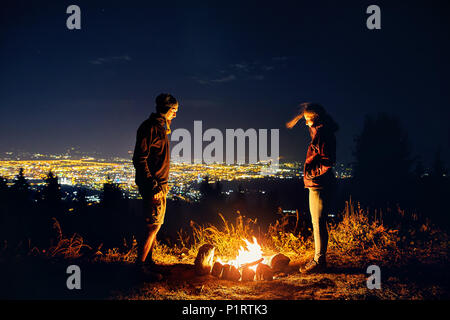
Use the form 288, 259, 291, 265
147, 179, 164, 200
153, 190, 164, 200
152, 180, 164, 200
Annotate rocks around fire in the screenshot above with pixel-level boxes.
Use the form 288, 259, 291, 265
211, 261, 224, 278
221, 264, 241, 281
194, 244, 215, 275
256, 263, 274, 281
194, 243, 283, 282
241, 267, 256, 281
269, 253, 291, 273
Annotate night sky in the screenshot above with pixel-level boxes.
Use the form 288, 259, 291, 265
1, 0, 449, 167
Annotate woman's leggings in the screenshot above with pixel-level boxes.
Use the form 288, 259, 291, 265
308, 188, 332, 263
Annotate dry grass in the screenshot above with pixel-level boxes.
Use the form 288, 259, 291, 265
267, 210, 310, 258
44, 218, 92, 259
150, 198, 449, 267
94, 238, 138, 263
12, 199, 448, 300
327, 200, 402, 264
115, 198, 449, 300
28, 198, 448, 269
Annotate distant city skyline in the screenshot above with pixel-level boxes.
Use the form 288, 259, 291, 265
1, 2, 449, 168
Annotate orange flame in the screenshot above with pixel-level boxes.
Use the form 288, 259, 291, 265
222, 237, 267, 272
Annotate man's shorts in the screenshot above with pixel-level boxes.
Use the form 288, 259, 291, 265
138, 184, 169, 225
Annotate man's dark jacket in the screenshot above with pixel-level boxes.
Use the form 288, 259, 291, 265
132, 113, 170, 190
303, 123, 336, 189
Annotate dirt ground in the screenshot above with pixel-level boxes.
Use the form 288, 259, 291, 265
1, 253, 448, 300
112, 255, 449, 300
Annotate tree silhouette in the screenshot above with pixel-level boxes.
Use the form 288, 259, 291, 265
0, 176, 7, 198
214, 181, 223, 199
0, 176, 8, 227
199, 175, 223, 201
12, 168, 30, 201
29, 170, 64, 244
101, 176, 124, 210
42, 171, 62, 207
99, 177, 128, 246
6, 168, 34, 241
199, 175, 213, 199
352, 113, 414, 205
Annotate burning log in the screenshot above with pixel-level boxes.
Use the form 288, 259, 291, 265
241, 267, 256, 281
221, 264, 241, 281
194, 244, 215, 275
256, 263, 273, 281
269, 253, 291, 273
228, 265, 241, 281
211, 261, 224, 278
221, 264, 231, 280
240, 258, 263, 269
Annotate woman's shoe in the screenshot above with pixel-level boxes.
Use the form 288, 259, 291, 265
299, 259, 327, 274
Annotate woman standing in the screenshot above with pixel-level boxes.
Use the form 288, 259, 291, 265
286, 103, 339, 273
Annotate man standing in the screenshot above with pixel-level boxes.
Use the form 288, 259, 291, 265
132, 93, 178, 274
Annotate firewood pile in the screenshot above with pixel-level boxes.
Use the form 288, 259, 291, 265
194, 244, 291, 282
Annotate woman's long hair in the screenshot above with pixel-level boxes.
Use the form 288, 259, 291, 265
299, 102, 339, 136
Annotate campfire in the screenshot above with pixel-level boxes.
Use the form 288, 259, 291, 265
194, 237, 290, 281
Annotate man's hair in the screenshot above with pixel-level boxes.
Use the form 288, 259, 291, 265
155, 93, 178, 114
